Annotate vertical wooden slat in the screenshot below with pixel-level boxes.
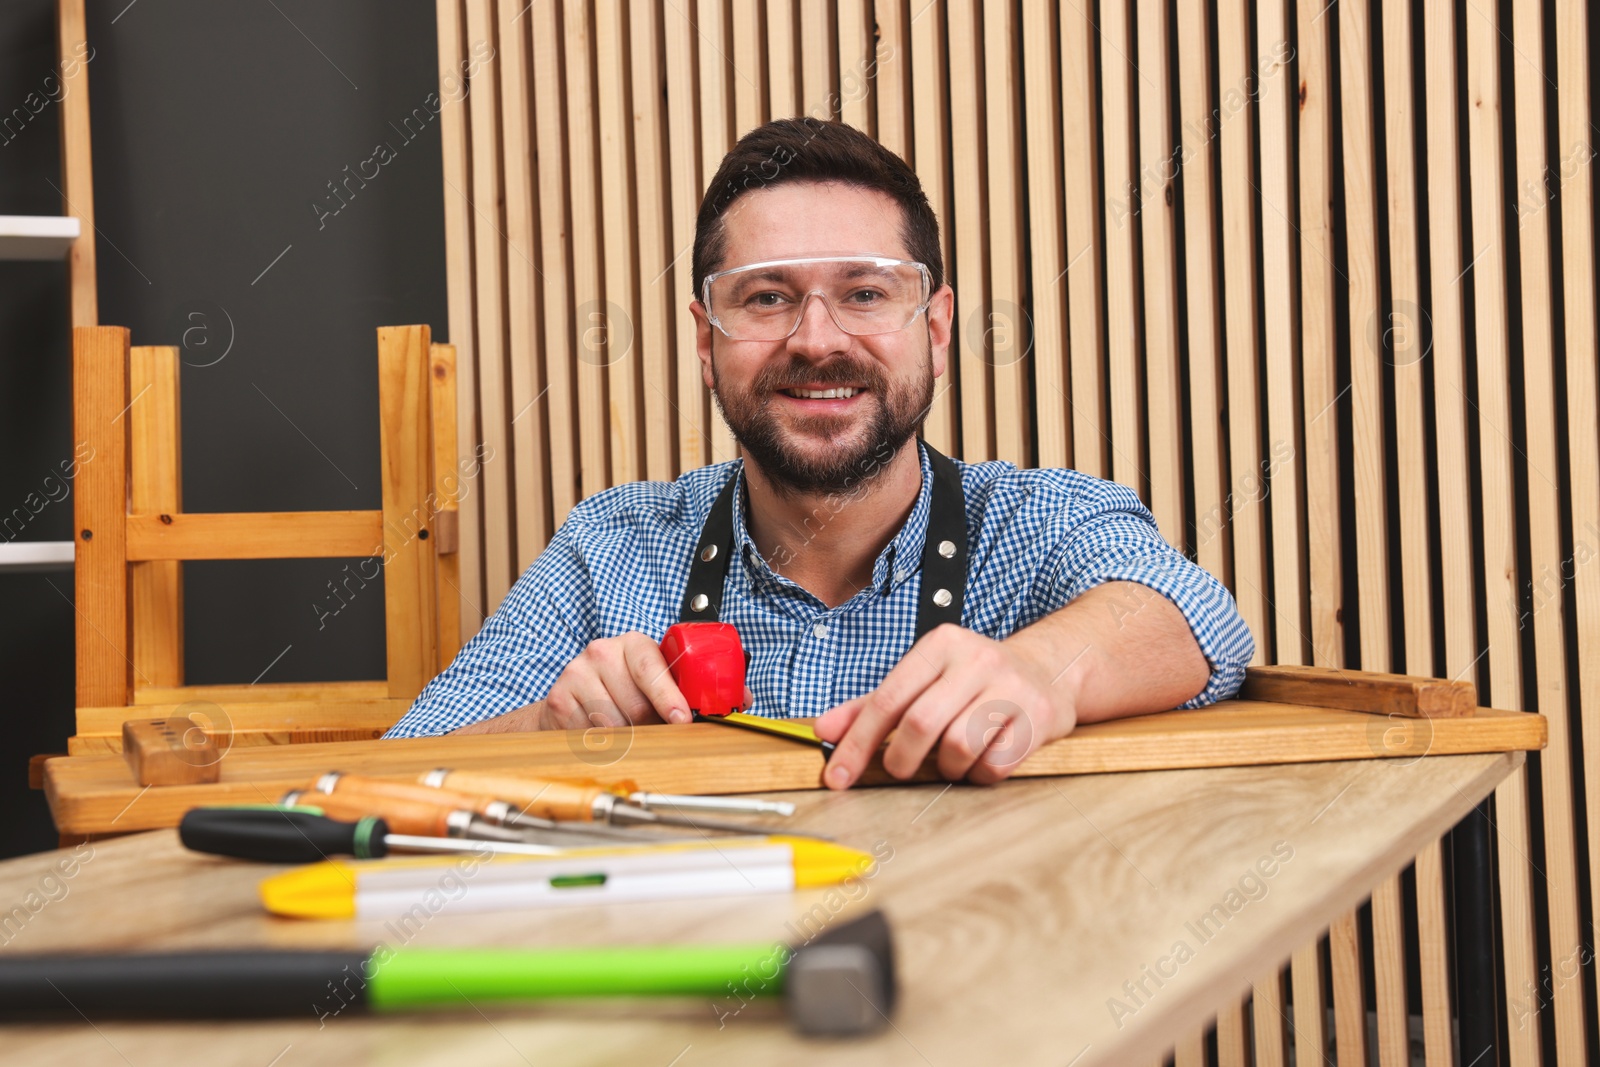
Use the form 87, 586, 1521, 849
1462, 9, 1540, 1064
947, 0, 989, 461
1414, 839, 1455, 1067
1099, 0, 1141, 492
1215, 998, 1249, 1067
1136, 0, 1182, 545
1554, 10, 1600, 1043
664, 2, 708, 475
1371, 876, 1410, 1066
1290, 940, 1328, 1067
1328, 909, 1368, 1067
984, 0, 1027, 466
1176, 0, 1225, 577
1060, 0, 1107, 479
435, 0, 485, 635
631, 0, 677, 483
874, 0, 911, 160
377, 325, 439, 699
766, 0, 800, 120
1216, 0, 1267, 663
56, 0, 97, 327
836, 0, 870, 132
597, 0, 642, 487
731, 0, 768, 136
1172, 1032, 1206, 1067
73, 326, 132, 709
128, 346, 183, 690
1022, 0, 1069, 471
495, 0, 549, 569
799, 0, 836, 117
698, 0, 740, 463
463, 0, 515, 609
566, 0, 612, 494
429, 342, 463, 669
531, 0, 578, 523
910, 0, 956, 453
1255, 0, 1301, 661
1510, 2, 1589, 1059
1251, 966, 1288, 1067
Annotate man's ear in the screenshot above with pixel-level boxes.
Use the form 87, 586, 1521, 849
689, 299, 717, 391
926, 284, 955, 380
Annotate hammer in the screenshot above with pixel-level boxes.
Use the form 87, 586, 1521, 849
0, 909, 896, 1036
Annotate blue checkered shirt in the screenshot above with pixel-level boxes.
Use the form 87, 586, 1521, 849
385, 443, 1255, 737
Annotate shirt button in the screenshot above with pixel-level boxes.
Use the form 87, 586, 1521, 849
813, 622, 830, 639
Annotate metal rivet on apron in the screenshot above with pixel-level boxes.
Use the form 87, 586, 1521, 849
932, 588, 952, 608
700, 544, 718, 562
938, 539, 957, 558
690, 593, 710, 612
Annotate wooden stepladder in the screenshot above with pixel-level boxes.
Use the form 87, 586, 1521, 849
68, 325, 464, 755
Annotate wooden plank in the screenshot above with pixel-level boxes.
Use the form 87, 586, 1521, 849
1298, 0, 1342, 668
1509, 3, 1589, 1058
1289, 940, 1328, 1067
1136, 0, 1181, 546
56, 0, 97, 326
72, 326, 132, 708
130, 680, 388, 706
1215, 998, 1248, 1067
43, 701, 1544, 834
128, 346, 183, 689
1215, 0, 1266, 663
1240, 664, 1475, 718
462, 0, 516, 610
377, 326, 440, 700
663, 0, 709, 475
1462, 10, 1539, 1063
1328, 909, 1368, 1067
74, 699, 405, 749
1172, 1032, 1206, 1067
596, 0, 642, 486
494, 0, 550, 570
565, 0, 611, 494
530, 0, 578, 521
1414, 838, 1454, 1067
873, 0, 911, 160
1255, 0, 1302, 662
946, 0, 988, 461
766, 0, 799, 119
1251, 966, 1287, 1067
836, 0, 869, 132
983, 0, 1026, 466
1021, 0, 1068, 471
124, 511, 382, 561
698, 0, 739, 463
1554, 7, 1600, 1045
1060, 0, 1107, 479
910, 0, 956, 454
731, 0, 767, 136
798, 0, 835, 117
630, 0, 677, 483
1099, 0, 1140, 491
1176, 0, 1226, 578
435, 0, 485, 637
430, 343, 463, 668
1371, 874, 1409, 1066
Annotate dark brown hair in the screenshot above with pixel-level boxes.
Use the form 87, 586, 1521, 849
691, 118, 944, 296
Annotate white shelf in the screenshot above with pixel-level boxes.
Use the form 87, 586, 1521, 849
0, 541, 75, 573
0, 215, 81, 261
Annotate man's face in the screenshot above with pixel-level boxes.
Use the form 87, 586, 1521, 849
691, 181, 953, 495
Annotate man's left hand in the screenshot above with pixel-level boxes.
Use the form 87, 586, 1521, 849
812, 623, 1077, 788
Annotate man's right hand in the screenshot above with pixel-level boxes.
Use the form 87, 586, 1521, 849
451, 631, 700, 735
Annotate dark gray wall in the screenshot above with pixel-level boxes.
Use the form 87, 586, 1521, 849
0, 0, 447, 857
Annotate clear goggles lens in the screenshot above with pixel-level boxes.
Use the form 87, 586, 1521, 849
704, 256, 932, 341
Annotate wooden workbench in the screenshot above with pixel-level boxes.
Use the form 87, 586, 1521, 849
4, 751, 1521, 1066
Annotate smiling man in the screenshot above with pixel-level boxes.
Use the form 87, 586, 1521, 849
385, 118, 1254, 789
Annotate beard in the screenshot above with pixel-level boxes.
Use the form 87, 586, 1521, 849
711, 345, 934, 496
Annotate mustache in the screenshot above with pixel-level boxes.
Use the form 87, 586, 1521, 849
754, 357, 885, 393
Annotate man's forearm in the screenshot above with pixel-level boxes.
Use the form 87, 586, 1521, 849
449, 702, 545, 735
1004, 580, 1210, 724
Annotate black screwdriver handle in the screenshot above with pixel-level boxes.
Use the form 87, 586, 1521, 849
179, 807, 390, 862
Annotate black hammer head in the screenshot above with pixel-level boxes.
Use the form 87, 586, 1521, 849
785, 909, 896, 1037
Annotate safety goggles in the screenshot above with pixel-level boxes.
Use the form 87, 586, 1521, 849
701, 255, 933, 342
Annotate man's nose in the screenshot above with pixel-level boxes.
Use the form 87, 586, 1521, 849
786, 291, 851, 352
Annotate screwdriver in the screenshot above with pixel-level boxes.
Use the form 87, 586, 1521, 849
308, 773, 662, 843
177, 806, 562, 863
422, 767, 795, 818
417, 768, 810, 837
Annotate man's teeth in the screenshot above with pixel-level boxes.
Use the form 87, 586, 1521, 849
785, 387, 860, 399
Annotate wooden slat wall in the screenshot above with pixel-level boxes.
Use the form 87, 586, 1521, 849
443, 2, 1600, 1063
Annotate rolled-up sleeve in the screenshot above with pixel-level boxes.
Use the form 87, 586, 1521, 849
383, 518, 598, 737
1033, 477, 1255, 707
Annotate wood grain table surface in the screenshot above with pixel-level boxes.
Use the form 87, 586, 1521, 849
4, 751, 1519, 1067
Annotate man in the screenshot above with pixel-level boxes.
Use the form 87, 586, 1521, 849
385, 118, 1254, 790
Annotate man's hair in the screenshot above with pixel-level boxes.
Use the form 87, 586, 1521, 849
691, 117, 944, 297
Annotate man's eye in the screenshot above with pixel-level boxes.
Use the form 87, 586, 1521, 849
747, 291, 790, 309
843, 288, 886, 306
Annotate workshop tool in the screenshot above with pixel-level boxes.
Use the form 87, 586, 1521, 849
310, 773, 663, 843
0, 910, 895, 1036
277, 783, 533, 844
412, 767, 802, 837
660, 622, 837, 756
259, 836, 878, 918
177, 807, 562, 863
421, 768, 794, 822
